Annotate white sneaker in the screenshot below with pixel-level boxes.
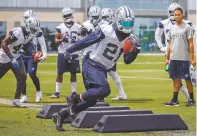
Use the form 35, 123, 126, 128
12, 99, 27, 108
36, 91, 42, 102
20, 95, 28, 103
111, 96, 127, 101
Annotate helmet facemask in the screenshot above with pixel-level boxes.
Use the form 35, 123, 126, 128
88, 6, 101, 26
63, 13, 74, 24
115, 6, 135, 34
23, 10, 36, 24
25, 17, 40, 37
168, 10, 175, 20
62, 7, 74, 25
90, 15, 101, 26
118, 18, 134, 33
101, 8, 114, 23
167, 3, 182, 21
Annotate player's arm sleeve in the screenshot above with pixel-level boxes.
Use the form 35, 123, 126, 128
155, 22, 164, 48
37, 32, 47, 56
66, 29, 105, 54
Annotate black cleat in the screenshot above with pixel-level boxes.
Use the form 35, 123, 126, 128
51, 92, 60, 98
52, 112, 65, 131
66, 92, 79, 116
164, 100, 179, 106
186, 99, 195, 107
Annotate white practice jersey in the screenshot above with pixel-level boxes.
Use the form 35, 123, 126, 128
82, 19, 109, 56
20, 30, 47, 54
83, 19, 109, 33
89, 24, 128, 70
155, 18, 195, 53
0, 27, 28, 63
55, 23, 81, 53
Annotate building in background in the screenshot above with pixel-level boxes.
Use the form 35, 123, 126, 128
0, 0, 196, 52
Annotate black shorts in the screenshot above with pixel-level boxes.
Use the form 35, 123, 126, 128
57, 53, 81, 74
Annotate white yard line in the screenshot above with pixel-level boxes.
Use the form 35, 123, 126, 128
119, 76, 170, 81
37, 69, 164, 74
0, 98, 42, 110
47, 53, 165, 56
39, 62, 164, 65
118, 70, 164, 72
36, 71, 169, 81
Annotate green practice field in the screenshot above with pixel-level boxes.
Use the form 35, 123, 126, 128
0, 55, 196, 136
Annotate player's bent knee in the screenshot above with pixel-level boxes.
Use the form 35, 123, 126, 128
101, 84, 111, 98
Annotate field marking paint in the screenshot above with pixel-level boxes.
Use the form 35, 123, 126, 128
119, 76, 170, 81
39, 62, 164, 65
118, 70, 164, 72
47, 53, 165, 56
0, 98, 42, 110
36, 71, 170, 81
37, 69, 164, 74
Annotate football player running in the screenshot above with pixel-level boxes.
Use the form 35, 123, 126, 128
20, 10, 47, 103
0, 17, 41, 107
102, 8, 127, 101
155, 3, 195, 102
51, 7, 81, 98
52, 6, 140, 131
78, 6, 109, 102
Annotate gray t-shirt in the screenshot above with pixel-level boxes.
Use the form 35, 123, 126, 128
167, 22, 193, 61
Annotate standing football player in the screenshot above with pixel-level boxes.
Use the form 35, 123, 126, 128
155, 3, 195, 102
165, 7, 195, 106
0, 17, 41, 107
102, 8, 127, 100
20, 10, 47, 103
80, 6, 109, 56
51, 7, 81, 98
52, 6, 140, 131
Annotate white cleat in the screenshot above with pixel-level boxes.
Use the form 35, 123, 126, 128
20, 95, 28, 103
36, 91, 42, 102
111, 96, 127, 101
12, 99, 27, 108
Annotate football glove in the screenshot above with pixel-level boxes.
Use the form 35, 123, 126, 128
60, 34, 69, 43
38, 54, 47, 63
160, 46, 167, 52
77, 26, 88, 37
